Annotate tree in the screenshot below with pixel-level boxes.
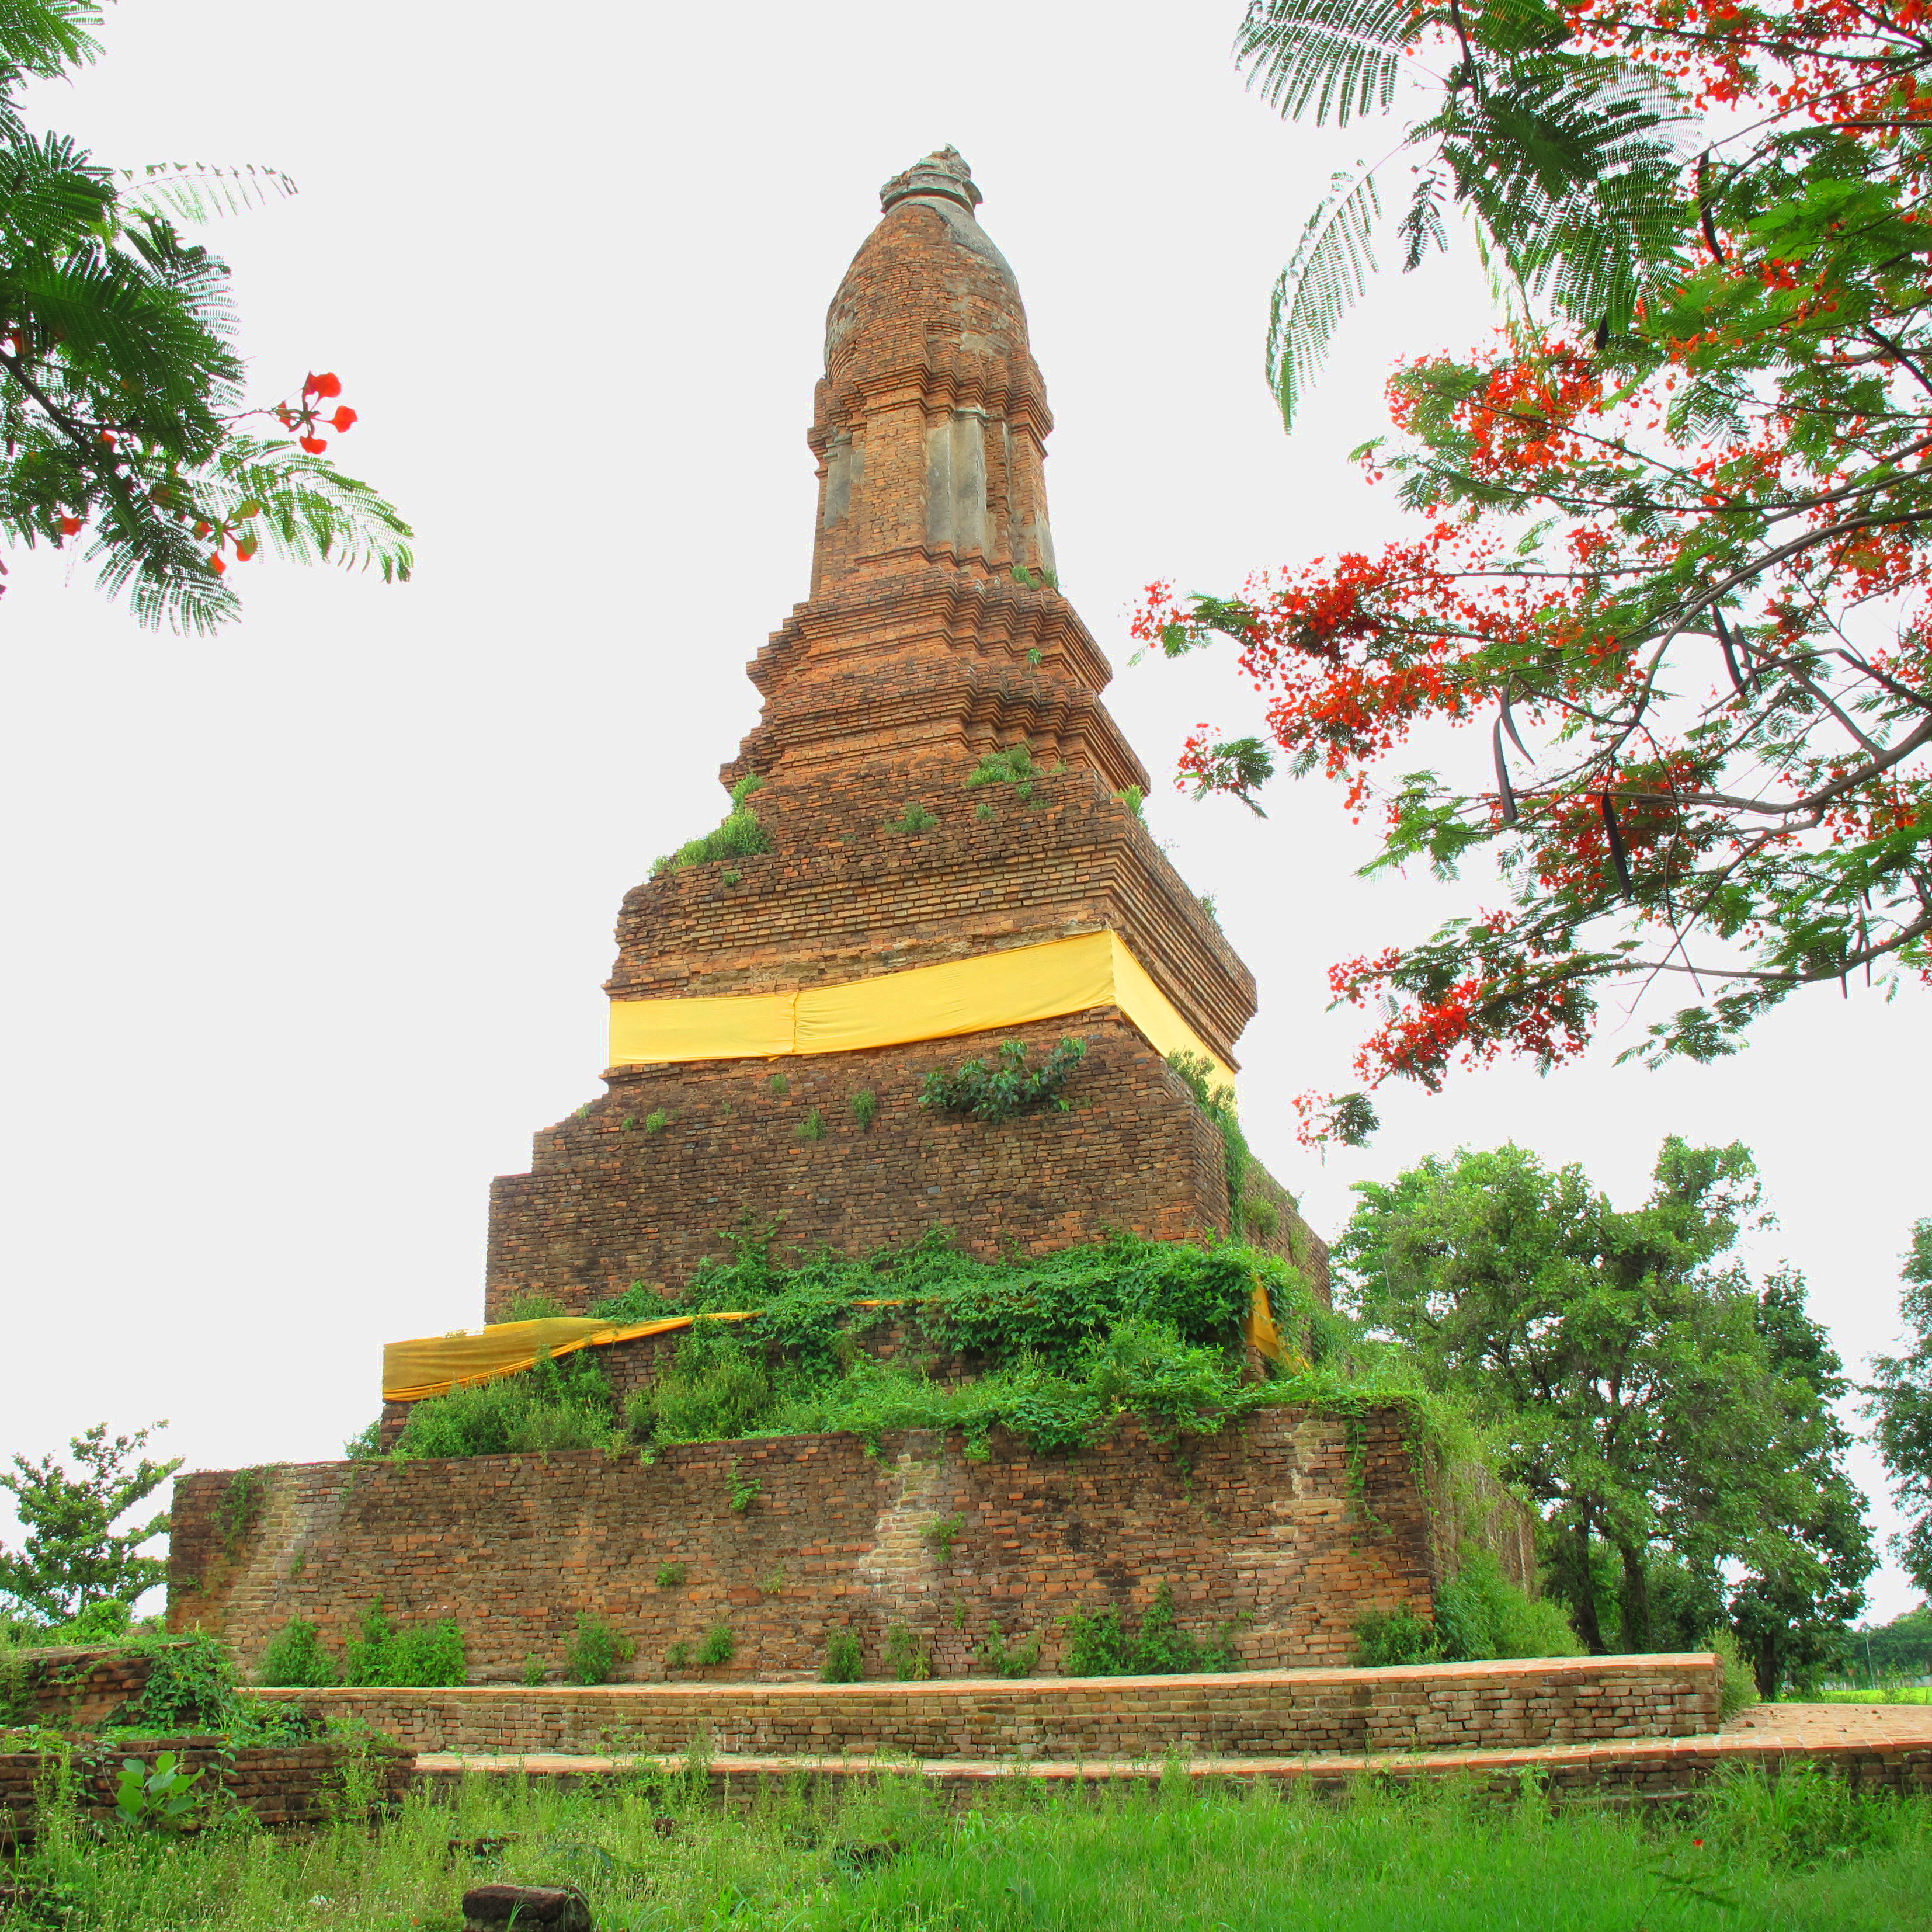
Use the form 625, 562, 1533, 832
1133, 2, 1930, 1137
0, 1419, 179, 1622
1336, 1137, 1873, 1684
0, 0, 410, 630
1868, 1217, 1932, 1592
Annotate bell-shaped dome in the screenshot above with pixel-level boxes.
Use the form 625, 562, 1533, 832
810, 150, 1054, 594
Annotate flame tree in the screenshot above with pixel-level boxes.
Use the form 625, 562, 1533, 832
1140, 0, 1932, 1138
0, 1, 409, 630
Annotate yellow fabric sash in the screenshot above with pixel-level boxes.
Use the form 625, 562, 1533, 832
608, 929, 1235, 1086
381, 1312, 757, 1403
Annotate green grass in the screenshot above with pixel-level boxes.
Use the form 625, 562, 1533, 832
12, 1761, 1927, 1931
1813, 1683, 1932, 1703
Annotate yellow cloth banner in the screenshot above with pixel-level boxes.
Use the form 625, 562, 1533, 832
609, 930, 1235, 1086
381, 1312, 756, 1404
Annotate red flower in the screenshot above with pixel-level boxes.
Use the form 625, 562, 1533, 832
304, 371, 342, 399
299, 436, 328, 455
328, 406, 357, 433
209, 553, 227, 575
58, 515, 81, 535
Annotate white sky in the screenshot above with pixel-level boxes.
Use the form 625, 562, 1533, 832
1, 1, 1923, 1624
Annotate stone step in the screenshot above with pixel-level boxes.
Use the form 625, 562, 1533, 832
408, 1706, 1932, 1802
252, 1652, 1722, 1762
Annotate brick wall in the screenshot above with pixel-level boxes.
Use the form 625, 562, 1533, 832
169, 1408, 1506, 1685
252, 1654, 1721, 1760
0, 1736, 410, 1850
2, 1643, 159, 1730
485, 1012, 1325, 1318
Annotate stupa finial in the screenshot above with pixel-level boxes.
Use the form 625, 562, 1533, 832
879, 146, 982, 216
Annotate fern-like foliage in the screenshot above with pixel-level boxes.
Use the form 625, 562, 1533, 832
1239, 0, 1694, 425
0, 7, 409, 629
1266, 165, 1382, 430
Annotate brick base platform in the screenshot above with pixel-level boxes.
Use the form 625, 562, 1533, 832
250, 1653, 1722, 1761
412, 1705, 1932, 1806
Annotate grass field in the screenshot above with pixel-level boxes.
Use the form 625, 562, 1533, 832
1812, 1684, 1932, 1704
8, 1761, 1928, 1932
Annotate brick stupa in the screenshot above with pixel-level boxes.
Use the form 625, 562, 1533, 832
485, 149, 1323, 1316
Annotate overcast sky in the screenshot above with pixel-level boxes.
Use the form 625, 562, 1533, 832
1, 1, 1922, 1623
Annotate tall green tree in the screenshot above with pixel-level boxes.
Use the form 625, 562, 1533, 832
0, 1420, 179, 1622
0, 0, 409, 629
1868, 1218, 1932, 1593
1337, 1138, 1872, 1686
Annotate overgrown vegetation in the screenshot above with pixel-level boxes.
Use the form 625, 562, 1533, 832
1062, 1583, 1245, 1677
256, 1602, 465, 1689
565, 1614, 635, 1687
1353, 1550, 1584, 1669
920, 1037, 1087, 1122
12, 1757, 1917, 1932
386, 1232, 1361, 1475
651, 774, 773, 878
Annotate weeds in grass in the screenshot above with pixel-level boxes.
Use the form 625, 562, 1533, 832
9, 1758, 1923, 1932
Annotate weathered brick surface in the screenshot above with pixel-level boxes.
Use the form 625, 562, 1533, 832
482, 154, 1323, 1318
168, 1409, 1518, 1683
2, 1643, 161, 1729
487, 1013, 1322, 1319
255, 1654, 1721, 1760
0, 1735, 409, 1848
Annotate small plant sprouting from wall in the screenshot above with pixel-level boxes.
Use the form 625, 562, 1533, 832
850, 1090, 877, 1131
978, 1621, 1043, 1679
644, 1110, 671, 1135
965, 741, 1043, 804
759, 1564, 787, 1597
1012, 562, 1060, 592
565, 1613, 635, 1686
795, 1107, 826, 1142
921, 1037, 1087, 1123
1167, 1050, 1252, 1208
215, 1467, 269, 1556
651, 773, 773, 878
1239, 1195, 1280, 1241
726, 1460, 762, 1514
822, 1628, 863, 1684
1026, 645, 1044, 666
922, 1514, 965, 1563
1061, 1583, 1244, 1677
504, 1291, 567, 1322
520, 1653, 545, 1686
1114, 784, 1146, 819
721, 869, 742, 885
884, 1624, 931, 1681
769, 1071, 790, 1097
697, 1624, 735, 1667
665, 1639, 692, 1672
655, 1562, 687, 1589
890, 801, 940, 835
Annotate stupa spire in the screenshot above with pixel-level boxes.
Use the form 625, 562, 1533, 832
811, 147, 1054, 599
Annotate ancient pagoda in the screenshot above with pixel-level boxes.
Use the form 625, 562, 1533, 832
482, 148, 1322, 1318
